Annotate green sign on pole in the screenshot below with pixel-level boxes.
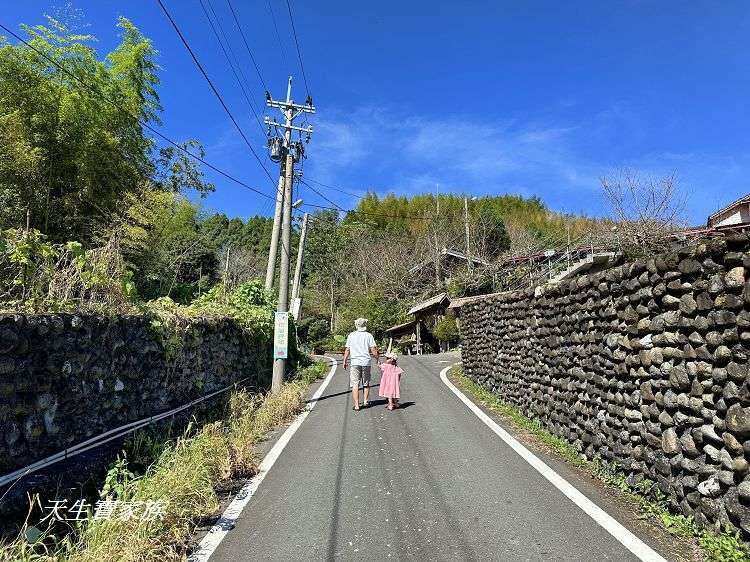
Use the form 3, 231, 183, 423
274, 311, 289, 359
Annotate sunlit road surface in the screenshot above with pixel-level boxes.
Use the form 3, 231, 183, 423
209, 354, 672, 561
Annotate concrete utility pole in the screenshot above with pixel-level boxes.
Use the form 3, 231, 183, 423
223, 246, 231, 291
291, 212, 309, 319
464, 196, 477, 274
464, 196, 471, 274
265, 76, 315, 393
265, 172, 285, 290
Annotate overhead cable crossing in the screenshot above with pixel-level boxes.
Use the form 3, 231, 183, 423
284, 0, 311, 96
226, 0, 269, 93
156, 0, 276, 183
266, 0, 290, 71
198, 0, 265, 135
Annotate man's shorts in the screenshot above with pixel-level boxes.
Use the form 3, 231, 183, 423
349, 365, 371, 388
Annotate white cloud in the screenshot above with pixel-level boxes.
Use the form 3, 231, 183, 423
308, 110, 604, 205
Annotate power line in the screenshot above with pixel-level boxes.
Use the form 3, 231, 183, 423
304, 177, 364, 199
155, 0, 275, 184
225, 0, 269, 93
266, 0, 290, 72
1, 21, 462, 230
299, 179, 345, 212
299, 200, 446, 222
298, 179, 461, 222
0, 20, 275, 205
284, 0, 311, 96
198, 0, 265, 135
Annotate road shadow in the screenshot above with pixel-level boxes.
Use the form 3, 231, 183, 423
307, 384, 380, 403
365, 400, 416, 409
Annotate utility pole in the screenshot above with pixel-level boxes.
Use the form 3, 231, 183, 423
265, 77, 315, 393
223, 246, 231, 291
265, 172, 285, 290
464, 196, 471, 274
464, 196, 477, 274
291, 212, 309, 320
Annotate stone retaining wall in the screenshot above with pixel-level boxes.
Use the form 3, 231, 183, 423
461, 233, 750, 533
0, 314, 270, 475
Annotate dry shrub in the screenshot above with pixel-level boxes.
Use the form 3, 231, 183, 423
0, 379, 309, 561
0, 229, 136, 313
47, 237, 136, 313
600, 169, 687, 256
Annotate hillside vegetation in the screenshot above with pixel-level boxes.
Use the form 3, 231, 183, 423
296, 192, 602, 348
0, 13, 605, 352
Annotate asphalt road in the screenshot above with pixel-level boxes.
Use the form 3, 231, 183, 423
209, 354, 670, 561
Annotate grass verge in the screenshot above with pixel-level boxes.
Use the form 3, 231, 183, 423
0, 360, 329, 562
450, 367, 750, 562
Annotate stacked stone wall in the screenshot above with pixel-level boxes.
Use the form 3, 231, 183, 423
462, 234, 750, 533
0, 314, 270, 475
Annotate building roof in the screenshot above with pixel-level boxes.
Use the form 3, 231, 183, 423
407, 292, 450, 316
439, 248, 490, 266
408, 248, 490, 275
707, 193, 750, 226
385, 319, 417, 334
447, 291, 506, 309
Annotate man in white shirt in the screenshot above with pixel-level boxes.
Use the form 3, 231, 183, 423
342, 317, 379, 411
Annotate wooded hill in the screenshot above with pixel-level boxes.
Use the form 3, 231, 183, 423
296, 192, 602, 347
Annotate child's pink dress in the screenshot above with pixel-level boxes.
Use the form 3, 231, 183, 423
379, 363, 403, 399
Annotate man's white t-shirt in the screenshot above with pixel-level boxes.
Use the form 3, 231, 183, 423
345, 330, 376, 366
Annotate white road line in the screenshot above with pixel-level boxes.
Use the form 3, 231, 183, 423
189, 356, 339, 562
440, 365, 668, 562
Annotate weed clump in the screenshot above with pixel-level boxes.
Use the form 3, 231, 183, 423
0, 361, 328, 561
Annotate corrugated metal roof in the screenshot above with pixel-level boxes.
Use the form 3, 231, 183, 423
447, 291, 506, 309
408, 248, 490, 275
407, 292, 450, 315
385, 319, 416, 333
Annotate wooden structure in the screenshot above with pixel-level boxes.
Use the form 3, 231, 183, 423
386, 293, 451, 354
408, 248, 489, 290
385, 320, 417, 354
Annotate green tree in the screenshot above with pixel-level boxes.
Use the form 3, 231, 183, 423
109, 190, 216, 302
302, 210, 349, 331
337, 292, 405, 341
0, 15, 212, 243
433, 314, 460, 345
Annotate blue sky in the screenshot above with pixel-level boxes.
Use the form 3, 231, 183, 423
4, 1, 750, 224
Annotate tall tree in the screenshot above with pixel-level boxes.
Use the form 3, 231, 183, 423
0, 15, 212, 243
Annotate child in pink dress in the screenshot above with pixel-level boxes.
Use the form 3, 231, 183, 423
379, 352, 404, 410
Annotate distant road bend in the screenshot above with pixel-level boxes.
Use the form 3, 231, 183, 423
194, 354, 675, 561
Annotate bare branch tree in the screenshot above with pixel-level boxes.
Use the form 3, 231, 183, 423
217, 246, 265, 291
600, 169, 687, 255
